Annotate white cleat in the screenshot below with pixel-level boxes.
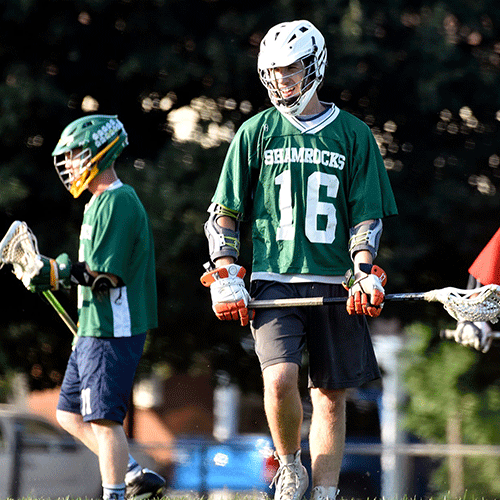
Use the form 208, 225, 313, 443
271, 450, 309, 500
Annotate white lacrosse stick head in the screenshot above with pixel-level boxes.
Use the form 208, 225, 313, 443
0, 221, 43, 287
426, 285, 500, 323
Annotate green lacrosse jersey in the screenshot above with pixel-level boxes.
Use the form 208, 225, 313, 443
212, 104, 398, 277
77, 181, 158, 337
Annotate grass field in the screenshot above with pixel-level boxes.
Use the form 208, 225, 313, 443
5, 496, 490, 500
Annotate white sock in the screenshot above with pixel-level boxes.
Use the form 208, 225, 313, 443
102, 483, 126, 500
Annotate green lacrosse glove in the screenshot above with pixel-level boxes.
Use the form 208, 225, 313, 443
27, 253, 72, 293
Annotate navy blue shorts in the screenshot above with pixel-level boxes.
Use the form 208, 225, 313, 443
250, 281, 380, 390
57, 334, 146, 424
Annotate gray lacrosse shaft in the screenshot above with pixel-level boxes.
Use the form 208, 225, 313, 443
249, 292, 427, 308
441, 329, 500, 340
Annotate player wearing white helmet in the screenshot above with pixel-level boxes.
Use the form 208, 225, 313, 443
202, 20, 398, 500
258, 20, 327, 116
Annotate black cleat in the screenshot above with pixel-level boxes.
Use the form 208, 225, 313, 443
125, 468, 166, 500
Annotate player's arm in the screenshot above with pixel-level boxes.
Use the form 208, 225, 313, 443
71, 262, 124, 294
209, 214, 237, 266
342, 219, 387, 317
28, 253, 123, 295
200, 204, 252, 326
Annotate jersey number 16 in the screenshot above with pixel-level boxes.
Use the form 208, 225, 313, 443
275, 170, 338, 244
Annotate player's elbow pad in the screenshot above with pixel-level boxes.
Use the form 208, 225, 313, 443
70, 261, 123, 292
204, 203, 242, 263
348, 219, 383, 260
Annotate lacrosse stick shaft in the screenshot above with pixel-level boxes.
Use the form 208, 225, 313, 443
42, 290, 78, 337
441, 329, 500, 340
249, 293, 426, 309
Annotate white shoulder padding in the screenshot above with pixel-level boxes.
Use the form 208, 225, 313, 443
348, 219, 383, 260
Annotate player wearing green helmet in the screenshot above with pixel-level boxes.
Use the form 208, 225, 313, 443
27, 114, 165, 500
52, 115, 129, 198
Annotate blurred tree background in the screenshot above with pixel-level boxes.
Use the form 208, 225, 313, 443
3, 0, 500, 494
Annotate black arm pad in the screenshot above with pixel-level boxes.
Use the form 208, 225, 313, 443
70, 262, 124, 291
92, 274, 123, 294
70, 262, 95, 287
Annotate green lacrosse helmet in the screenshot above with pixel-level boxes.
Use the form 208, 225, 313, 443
52, 114, 129, 198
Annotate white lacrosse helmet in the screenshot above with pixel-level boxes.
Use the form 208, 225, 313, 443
258, 20, 327, 116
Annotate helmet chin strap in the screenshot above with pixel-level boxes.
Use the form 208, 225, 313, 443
276, 85, 316, 116
280, 94, 300, 108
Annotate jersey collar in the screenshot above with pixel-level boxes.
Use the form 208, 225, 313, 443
280, 102, 340, 134
107, 179, 123, 191
86, 179, 123, 209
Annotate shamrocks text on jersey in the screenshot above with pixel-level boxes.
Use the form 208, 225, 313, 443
211, 104, 398, 277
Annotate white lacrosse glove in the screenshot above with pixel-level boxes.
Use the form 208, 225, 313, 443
342, 264, 387, 317
200, 264, 253, 326
450, 320, 493, 353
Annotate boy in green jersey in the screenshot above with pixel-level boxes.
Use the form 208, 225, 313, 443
202, 21, 398, 500
28, 115, 165, 500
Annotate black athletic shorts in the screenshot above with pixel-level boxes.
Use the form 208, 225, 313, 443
249, 280, 381, 390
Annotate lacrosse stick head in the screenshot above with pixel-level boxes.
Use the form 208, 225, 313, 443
426, 285, 500, 324
0, 221, 43, 287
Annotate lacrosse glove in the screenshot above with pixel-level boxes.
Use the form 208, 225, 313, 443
342, 263, 387, 317
445, 320, 493, 353
27, 253, 72, 293
201, 264, 253, 326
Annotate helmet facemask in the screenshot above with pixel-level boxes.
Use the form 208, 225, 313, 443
260, 55, 319, 115
54, 147, 96, 197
